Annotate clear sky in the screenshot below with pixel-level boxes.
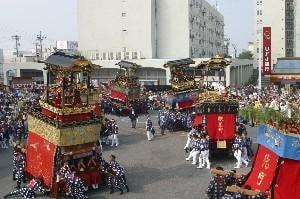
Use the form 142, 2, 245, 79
0, 0, 253, 54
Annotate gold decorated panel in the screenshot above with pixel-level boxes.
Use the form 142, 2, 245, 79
59, 124, 100, 146
28, 115, 60, 145
28, 115, 101, 146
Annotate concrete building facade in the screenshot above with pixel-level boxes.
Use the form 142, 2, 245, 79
254, 0, 300, 68
2, 60, 46, 86
78, 0, 224, 60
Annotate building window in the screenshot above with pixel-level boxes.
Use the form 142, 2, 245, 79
132, 52, 138, 59
122, 12, 126, 17
109, 52, 114, 60
117, 52, 122, 60
125, 52, 130, 59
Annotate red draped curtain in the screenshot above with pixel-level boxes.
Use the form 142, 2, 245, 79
26, 132, 56, 187
273, 159, 300, 199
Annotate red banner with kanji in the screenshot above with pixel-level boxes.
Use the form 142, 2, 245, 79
244, 145, 279, 191
206, 113, 236, 140
273, 159, 300, 199
263, 27, 271, 75
26, 132, 56, 187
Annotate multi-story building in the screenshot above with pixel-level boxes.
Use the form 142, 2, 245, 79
78, 0, 224, 60
254, 0, 300, 69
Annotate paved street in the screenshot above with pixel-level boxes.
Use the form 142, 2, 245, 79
0, 111, 258, 199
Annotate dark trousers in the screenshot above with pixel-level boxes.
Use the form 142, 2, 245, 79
160, 125, 166, 135
131, 119, 137, 128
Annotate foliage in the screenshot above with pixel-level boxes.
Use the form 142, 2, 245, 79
239, 106, 294, 125
238, 51, 253, 60
246, 69, 259, 86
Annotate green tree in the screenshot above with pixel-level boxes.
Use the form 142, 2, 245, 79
238, 51, 253, 59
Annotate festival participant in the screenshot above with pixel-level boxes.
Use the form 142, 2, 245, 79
198, 134, 210, 169
14, 148, 26, 189
109, 155, 120, 169
232, 132, 248, 169
185, 134, 201, 165
110, 155, 129, 194
244, 132, 254, 158
167, 110, 176, 132
4, 177, 49, 199
58, 161, 72, 179
65, 171, 88, 199
145, 115, 154, 141
186, 114, 193, 131
111, 119, 119, 147
184, 127, 198, 153
159, 113, 167, 135
77, 158, 90, 190
12, 141, 23, 180
222, 185, 267, 199
128, 108, 138, 129
206, 167, 234, 199
87, 156, 101, 189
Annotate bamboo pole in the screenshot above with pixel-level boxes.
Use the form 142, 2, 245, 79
210, 169, 244, 179
226, 185, 260, 196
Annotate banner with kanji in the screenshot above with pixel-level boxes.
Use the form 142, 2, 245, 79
244, 145, 279, 191
206, 113, 236, 140
263, 27, 271, 75
26, 132, 56, 187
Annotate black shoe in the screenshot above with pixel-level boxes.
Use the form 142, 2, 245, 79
125, 185, 130, 192
118, 188, 123, 195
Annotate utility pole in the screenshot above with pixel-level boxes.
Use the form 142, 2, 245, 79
224, 37, 230, 57
36, 31, 46, 59
11, 35, 21, 57
258, 29, 262, 90
232, 44, 237, 58
35, 42, 39, 60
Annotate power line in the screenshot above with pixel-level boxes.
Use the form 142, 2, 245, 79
11, 35, 21, 57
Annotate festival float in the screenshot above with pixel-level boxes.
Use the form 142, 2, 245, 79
194, 55, 239, 152
25, 52, 103, 197
163, 58, 199, 110
223, 106, 300, 198
107, 60, 141, 115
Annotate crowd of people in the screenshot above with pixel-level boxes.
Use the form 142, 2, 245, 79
184, 127, 211, 169
100, 118, 120, 147
206, 166, 268, 199
56, 154, 129, 198
0, 89, 39, 149
237, 85, 298, 121
2, 84, 296, 199
6, 138, 129, 198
